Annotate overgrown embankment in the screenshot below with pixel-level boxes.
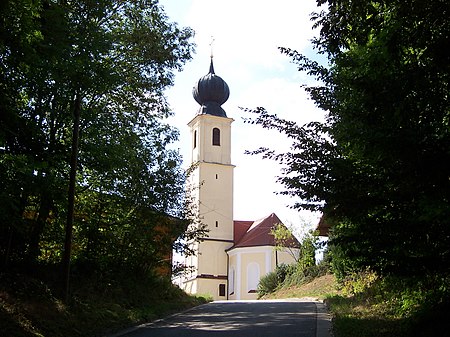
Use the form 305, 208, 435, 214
0, 269, 209, 337
265, 269, 450, 337
327, 270, 450, 337
262, 273, 339, 300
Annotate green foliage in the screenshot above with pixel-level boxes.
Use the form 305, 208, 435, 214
275, 263, 293, 283
339, 268, 379, 297
258, 232, 328, 297
282, 257, 330, 288
0, 0, 198, 283
271, 223, 295, 248
327, 272, 450, 337
0, 270, 209, 337
297, 231, 316, 271
282, 230, 321, 286
270, 223, 300, 261
257, 264, 299, 298
246, 0, 450, 278
257, 269, 281, 298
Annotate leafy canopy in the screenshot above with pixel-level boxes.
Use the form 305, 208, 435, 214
0, 0, 199, 279
246, 0, 450, 276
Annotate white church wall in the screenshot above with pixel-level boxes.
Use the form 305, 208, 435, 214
197, 163, 234, 240
196, 278, 227, 300
275, 248, 300, 266
188, 114, 233, 165
228, 246, 274, 300
196, 240, 231, 276
227, 246, 300, 300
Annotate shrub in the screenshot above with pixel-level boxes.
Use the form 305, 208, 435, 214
282, 258, 331, 287
340, 268, 379, 296
276, 263, 293, 283
257, 270, 279, 297
257, 264, 295, 298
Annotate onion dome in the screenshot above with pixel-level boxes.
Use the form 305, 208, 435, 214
192, 58, 230, 117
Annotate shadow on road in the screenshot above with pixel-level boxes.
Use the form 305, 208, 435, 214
112, 299, 331, 337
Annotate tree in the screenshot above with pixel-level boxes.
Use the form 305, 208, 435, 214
247, 0, 450, 277
271, 223, 300, 263
0, 0, 196, 298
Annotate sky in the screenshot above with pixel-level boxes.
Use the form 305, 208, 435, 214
161, 0, 326, 238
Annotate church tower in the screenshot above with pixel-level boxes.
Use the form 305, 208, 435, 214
182, 58, 234, 300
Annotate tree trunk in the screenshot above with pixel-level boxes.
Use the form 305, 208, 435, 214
29, 192, 52, 266
62, 93, 81, 303
4, 227, 13, 269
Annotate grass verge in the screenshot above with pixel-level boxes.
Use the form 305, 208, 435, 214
265, 271, 450, 337
327, 271, 450, 337
0, 270, 210, 337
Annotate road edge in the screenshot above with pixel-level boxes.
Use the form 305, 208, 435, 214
106, 303, 211, 337
315, 301, 333, 337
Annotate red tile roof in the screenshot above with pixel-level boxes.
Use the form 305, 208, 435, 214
229, 213, 300, 250
233, 220, 253, 243
316, 214, 330, 236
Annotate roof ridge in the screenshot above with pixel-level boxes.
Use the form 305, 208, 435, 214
246, 213, 277, 232
230, 213, 285, 249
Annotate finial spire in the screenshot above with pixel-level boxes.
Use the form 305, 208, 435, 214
209, 36, 215, 74
209, 36, 215, 59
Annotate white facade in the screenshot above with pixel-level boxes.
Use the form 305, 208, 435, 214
182, 113, 235, 300
227, 245, 299, 300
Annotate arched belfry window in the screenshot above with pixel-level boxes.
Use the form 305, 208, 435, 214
193, 130, 197, 149
212, 128, 220, 146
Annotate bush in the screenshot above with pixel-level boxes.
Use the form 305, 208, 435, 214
257, 264, 295, 298
282, 258, 331, 287
276, 263, 293, 283
340, 268, 379, 296
257, 270, 279, 297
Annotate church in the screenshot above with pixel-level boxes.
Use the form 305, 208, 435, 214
180, 57, 300, 301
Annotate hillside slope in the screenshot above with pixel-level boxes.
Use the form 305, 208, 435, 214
0, 272, 208, 337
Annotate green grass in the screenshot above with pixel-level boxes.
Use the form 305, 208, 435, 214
327, 294, 408, 337
0, 271, 210, 337
263, 274, 339, 300
326, 271, 450, 337
5, 268, 450, 337
265, 270, 450, 337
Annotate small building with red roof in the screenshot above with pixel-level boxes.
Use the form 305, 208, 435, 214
227, 213, 300, 300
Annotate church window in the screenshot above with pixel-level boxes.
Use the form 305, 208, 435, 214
216, 174, 218, 179
219, 284, 226, 297
229, 267, 235, 295
215, 221, 219, 227
193, 130, 197, 149
212, 128, 220, 146
247, 262, 260, 293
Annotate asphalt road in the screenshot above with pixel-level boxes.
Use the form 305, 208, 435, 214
111, 299, 331, 337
